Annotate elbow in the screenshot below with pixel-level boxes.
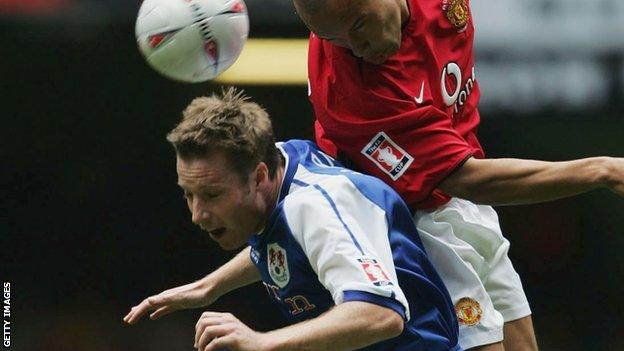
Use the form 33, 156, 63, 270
593, 156, 615, 188
438, 178, 482, 203
437, 157, 486, 202
380, 310, 405, 339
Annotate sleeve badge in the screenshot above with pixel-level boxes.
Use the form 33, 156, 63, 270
361, 132, 414, 181
357, 258, 394, 287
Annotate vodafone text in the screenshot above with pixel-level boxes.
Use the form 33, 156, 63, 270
441, 62, 476, 114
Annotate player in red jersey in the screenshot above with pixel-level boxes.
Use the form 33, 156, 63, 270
292, 0, 624, 350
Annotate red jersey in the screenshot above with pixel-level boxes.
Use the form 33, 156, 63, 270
308, 0, 484, 210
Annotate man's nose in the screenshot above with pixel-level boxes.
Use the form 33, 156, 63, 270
191, 200, 210, 225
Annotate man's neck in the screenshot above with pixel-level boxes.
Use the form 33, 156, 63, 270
258, 158, 286, 232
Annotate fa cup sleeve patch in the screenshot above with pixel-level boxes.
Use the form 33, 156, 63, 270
361, 132, 414, 181
357, 258, 394, 287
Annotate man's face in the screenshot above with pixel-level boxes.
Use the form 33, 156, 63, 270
176, 153, 265, 250
295, 0, 405, 64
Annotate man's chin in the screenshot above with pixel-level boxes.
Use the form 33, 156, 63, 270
364, 55, 389, 65
214, 238, 246, 251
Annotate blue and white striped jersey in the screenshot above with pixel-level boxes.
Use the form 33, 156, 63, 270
248, 140, 461, 351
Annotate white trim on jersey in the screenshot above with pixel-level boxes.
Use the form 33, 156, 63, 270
282, 165, 410, 320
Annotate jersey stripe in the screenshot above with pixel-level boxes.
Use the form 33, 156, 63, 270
292, 179, 309, 187
312, 184, 365, 256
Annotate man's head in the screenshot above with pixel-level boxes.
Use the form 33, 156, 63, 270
167, 88, 282, 250
293, 0, 409, 64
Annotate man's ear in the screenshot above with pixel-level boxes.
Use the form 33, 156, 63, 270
253, 162, 270, 188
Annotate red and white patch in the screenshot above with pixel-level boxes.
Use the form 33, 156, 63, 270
357, 258, 393, 287
268, 243, 289, 288
361, 132, 414, 180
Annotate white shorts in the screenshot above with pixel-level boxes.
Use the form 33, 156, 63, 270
415, 198, 531, 350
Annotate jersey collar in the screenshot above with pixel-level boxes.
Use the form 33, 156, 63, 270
276, 141, 300, 203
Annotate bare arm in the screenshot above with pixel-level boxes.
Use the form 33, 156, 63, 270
263, 301, 404, 351
124, 246, 260, 324
438, 156, 624, 206
204, 246, 261, 298
195, 301, 404, 351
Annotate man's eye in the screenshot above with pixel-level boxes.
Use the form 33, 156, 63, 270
203, 192, 220, 199
183, 192, 193, 199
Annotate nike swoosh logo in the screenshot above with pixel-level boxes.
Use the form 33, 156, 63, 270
414, 81, 425, 104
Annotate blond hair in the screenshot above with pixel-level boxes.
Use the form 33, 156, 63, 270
167, 87, 280, 179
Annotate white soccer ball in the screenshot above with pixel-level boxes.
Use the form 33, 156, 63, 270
135, 0, 249, 82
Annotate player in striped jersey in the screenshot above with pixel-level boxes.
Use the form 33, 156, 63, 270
124, 88, 462, 351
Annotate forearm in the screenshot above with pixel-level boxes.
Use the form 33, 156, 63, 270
439, 156, 614, 206
201, 246, 261, 299
263, 301, 403, 351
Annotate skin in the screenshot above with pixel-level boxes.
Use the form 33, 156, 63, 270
293, 0, 409, 64
439, 156, 624, 205
123, 247, 259, 324
176, 153, 280, 251
125, 151, 405, 351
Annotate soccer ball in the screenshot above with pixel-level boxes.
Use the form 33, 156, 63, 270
135, 0, 249, 82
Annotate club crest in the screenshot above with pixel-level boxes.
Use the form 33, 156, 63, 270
443, 0, 469, 32
268, 243, 289, 288
454, 297, 482, 326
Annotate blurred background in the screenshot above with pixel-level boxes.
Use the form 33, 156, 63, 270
2, 0, 623, 350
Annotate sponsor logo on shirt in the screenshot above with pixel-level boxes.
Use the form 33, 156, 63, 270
263, 282, 317, 316
455, 297, 483, 326
268, 243, 290, 288
357, 258, 393, 287
441, 63, 476, 115
361, 132, 413, 181
414, 81, 426, 104
442, 0, 469, 32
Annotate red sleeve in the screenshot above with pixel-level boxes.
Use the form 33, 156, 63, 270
308, 32, 482, 209
315, 105, 477, 209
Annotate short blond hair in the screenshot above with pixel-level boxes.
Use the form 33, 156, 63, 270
167, 87, 280, 179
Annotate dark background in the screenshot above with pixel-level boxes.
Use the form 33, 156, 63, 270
2, 2, 624, 350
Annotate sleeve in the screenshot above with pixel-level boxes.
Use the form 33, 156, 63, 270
283, 179, 410, 321
315, 104, 476, 207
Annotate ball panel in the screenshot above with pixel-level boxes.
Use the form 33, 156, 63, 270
145, 24, 215, 82
135, 0, 249, 83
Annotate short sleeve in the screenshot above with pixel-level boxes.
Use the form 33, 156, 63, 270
282, 179, 410, 320
315, 106, 476, 209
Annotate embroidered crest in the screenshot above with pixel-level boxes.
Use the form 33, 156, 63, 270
267, 243, 289, 288
357, 258, 393, 287
455, 297, 482, 326
443, 0, 469, 31
361, 132, 414, 181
